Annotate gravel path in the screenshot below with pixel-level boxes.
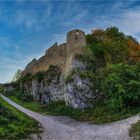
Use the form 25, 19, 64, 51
1, 94, 140, 140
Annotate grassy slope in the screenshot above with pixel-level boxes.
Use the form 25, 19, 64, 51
129, 121, 140, 140
0, 96, 40, 139
9, 96, 44, 112
8, 95, 140, 124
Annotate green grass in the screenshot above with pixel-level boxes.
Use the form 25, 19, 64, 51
129, 120, 140, 140
6, 95, 140, 124
0, 96, 41, 139
9, 96, 43, 112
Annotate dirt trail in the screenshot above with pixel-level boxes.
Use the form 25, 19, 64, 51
1, 94, 140, 140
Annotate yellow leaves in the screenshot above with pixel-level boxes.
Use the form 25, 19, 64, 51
127, 38, 140, 62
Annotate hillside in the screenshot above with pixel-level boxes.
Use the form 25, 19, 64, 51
4, 26, 140, 140
14, 27, 140, 110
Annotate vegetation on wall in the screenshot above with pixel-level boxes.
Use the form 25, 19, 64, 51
34, 71, 46, 83
44, 65, 62, 85
21, 73, 33, 83
10, 65, 62, 94
19, 65, 61, 85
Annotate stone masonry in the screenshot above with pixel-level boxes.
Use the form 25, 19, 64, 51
22, 29, 86, 76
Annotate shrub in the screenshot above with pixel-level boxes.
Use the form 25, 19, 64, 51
129, 120, 140, 140
45, 65, 62, 85
0, 85, 4, 92
98, 63, 140, 111
84, 27, 131, 71
20, 73, 33, 83
34, 71, 46, 83
4, 90, 33, 102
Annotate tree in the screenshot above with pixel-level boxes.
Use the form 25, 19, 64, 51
13, 69, 22, 82
0, 84, 4, 92
99, 63, 140, 111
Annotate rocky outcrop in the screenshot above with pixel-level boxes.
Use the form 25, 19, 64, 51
65, 75, 93, 109
20, 29, 97, 109
21, 60, 95, 109
30, 74, 94, 109
4, 83, 15, 92
29, 65, 65, 103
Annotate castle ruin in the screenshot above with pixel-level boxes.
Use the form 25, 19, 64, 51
23, 29, 86, 76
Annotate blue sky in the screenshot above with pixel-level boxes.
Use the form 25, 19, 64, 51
1, 0, 140, 83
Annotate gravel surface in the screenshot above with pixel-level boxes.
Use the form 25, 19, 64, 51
1, 94, 140, 140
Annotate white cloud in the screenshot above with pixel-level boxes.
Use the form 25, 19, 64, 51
51, 33, 66, 44
118, 8, 140, 35
41, 5, 52, 23
93, 7, 140, 40
1, 1, 140, 83
0, 3, 52, 32
64, 10, 89, 26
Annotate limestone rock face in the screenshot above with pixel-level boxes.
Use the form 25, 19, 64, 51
31, 71, 65, 104
30, 74, 95, 109
20, 29, 97, 109
65, 75, 94, 109
32, 80, 40, 101
42, 80, 64, 103
71, 58, 86, 71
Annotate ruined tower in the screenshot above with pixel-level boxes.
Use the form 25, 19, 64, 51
65, 29, 86, 75
23, 29, 86, 76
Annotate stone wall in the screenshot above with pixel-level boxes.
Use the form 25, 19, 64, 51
22, 29, 86, 76
21, 58, 97, 109
66, 29, 86, 75
20, 29, 93, 109
22, 58, 37, 75
32, 42, 66, 74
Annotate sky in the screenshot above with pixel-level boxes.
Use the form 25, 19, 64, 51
1, 0, 140, 83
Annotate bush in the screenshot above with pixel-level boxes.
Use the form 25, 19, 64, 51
4, 90, 33, 102
46, 101, 74, 115
129, 120, 140, 140
98, 63, 140, 111
83, 27, 137, 72
34, 71, 46, 83
0, 85, 4, 92
79, 27, 140, 111
44, 65, 62, 85
19, 93, 33, 102
20, 73, 33, 83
